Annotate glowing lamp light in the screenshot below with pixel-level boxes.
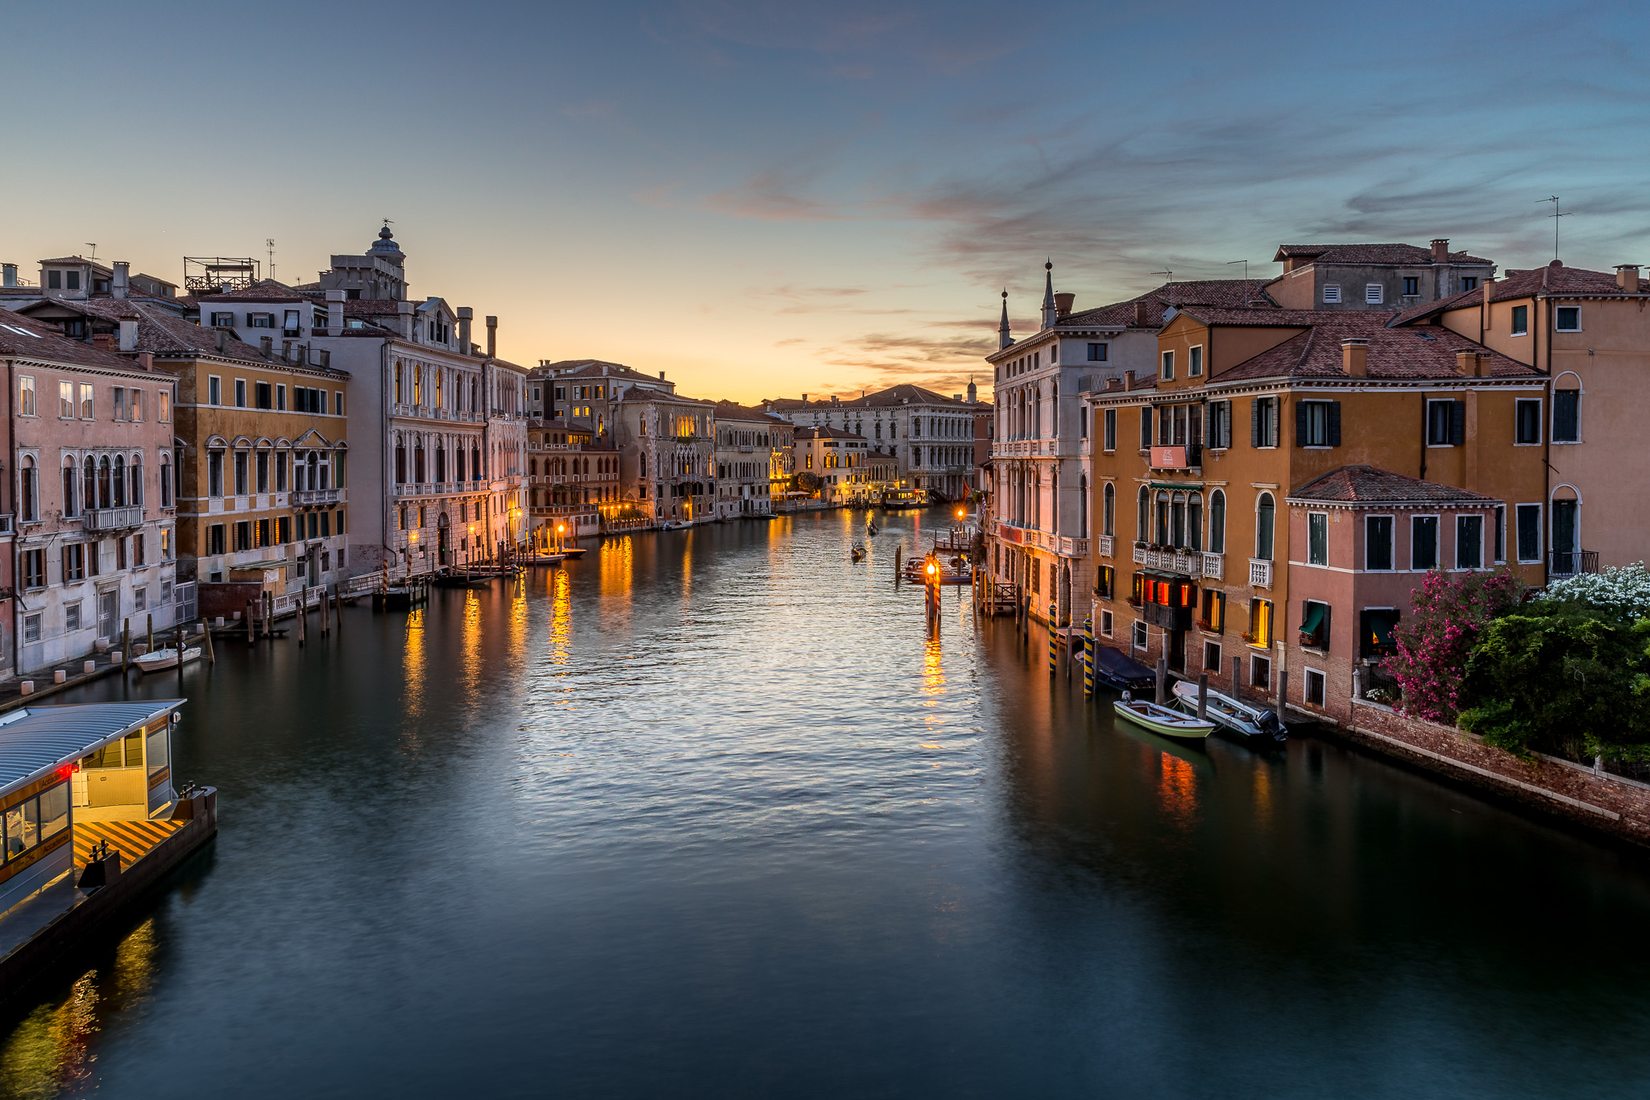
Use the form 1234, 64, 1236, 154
925, 562, 937, 577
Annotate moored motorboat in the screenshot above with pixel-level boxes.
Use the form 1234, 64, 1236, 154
1091, 646, 1155, 693
1113, 695, 1216, 740
131, 645, 202, 674
1170, 680, 1288, 745
558, 547, 588, 559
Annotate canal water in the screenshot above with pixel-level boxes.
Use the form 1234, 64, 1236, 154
4, 509, 1650, 1098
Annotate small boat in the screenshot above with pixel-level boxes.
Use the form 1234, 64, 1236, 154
1091, 646, 1155, 693
866, 522, 878, 536
522, 552, 568, 566
850, 544, 866, 562
1114, 694, 1215, 740
661, 520, 691, 531
1171, 681, 1287, 745
131, 645, 202, 674
434, 571, 491, 589
558, 547, 588, 559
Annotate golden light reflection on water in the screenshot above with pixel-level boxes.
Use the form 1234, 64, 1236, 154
1156, 753, 1199, 827
402, 609, 427, 749
599, 538, 633, 598
0, 917, 158, 1098
508, 576, 528, 656
460, 591, 483, 699
1252, 765, 1273, 828
549, 566, 573, 677
922, 637, 945, 700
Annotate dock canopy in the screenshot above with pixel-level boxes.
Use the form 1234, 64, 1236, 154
0, 702, 183, 801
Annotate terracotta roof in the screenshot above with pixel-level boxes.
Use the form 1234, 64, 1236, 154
0, 307, 154, 373
1396, 260, 1650, 324
1289, 465, 1500, 506
38, 257, 114, 274
780, 383, 975, 410
713, 400, 774, 421
1216, 312, 1538, 382
197, 279, 310, 302
536, 359, 665, 383
1057, 279, 1277, 331
795, 425, 869, 441
1272, 243, 1494, 266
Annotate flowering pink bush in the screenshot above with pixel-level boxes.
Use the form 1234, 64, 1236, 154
1382, 571, 1522, 723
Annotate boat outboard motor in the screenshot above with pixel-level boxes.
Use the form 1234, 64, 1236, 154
1257, 710, 1288, 744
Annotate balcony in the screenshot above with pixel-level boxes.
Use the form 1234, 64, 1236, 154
1549, 549, 1600, 577
84, 506, 143, 532
1149, 443, 1203, 471
292, 488, 344, 506
1058, 536, 1089, 558
1097, 534, 1114, 558
1200, 552, 1224, 580
1143, 601, 1193, 632
1249, 558, 1273, 588
1134, 545, 1201, 575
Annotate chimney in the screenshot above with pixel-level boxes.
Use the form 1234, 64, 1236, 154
1482, 276, 1495, 310
92, 333, 115, 349
281, 339, 293, 362
1054, 291, 1075, 318
457, 306, 474, 353
259, 335, 274, 359
215, 328, 229, 353
1, 263, 16, 288
485, 315, 497, 358
113, 261, 130, 299
317, 349, 331, 369
326, 289, 345, 335
137, 352, 154, 372
659, 371, 666, 381
1132, 300, 1149, 328
1431, 238, 1449, 264
1617, 264, 1641, 291
802, 393, 808, 402
1341, 338, 1369, 378
1456, 350, 1488, 377
1123, 370, 1135, 388
397, 300, 414, 338
117, 317, 138, 352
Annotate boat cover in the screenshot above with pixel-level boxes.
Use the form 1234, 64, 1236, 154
1094, 646, 1154, 687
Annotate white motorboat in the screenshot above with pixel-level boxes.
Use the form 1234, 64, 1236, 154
132, 645, 202, 674
1170, 680, 1288, 745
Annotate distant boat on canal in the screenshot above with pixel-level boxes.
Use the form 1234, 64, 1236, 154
131, 646, 202, 675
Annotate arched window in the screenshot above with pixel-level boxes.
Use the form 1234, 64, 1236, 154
1256, 492, 1275, 561
1103, 482, 1115, 537
1078, 475, 1089, 538
1189, 494, 1203, 552
435, 441, 447, 483
160, 453, 172, 509
112, 455, 126, 507
98, 456, 112, 508
62, 458, 77, 517
414, 441, 426, 483
1171, 492, 1186, 548
1137, 486, 1150, 544
1155, 491, 1170, 545
129, 454, 143, 508
471, 446, 481, 481
19, 456, 37, 523
1551, 484, 1581, 574
84, 456, 97, 510
1210, 489, 1226, 554
395, 436, 407, 485
1553, 372, 1583, 444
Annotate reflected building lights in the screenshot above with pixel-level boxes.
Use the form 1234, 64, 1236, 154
1156, 754, 1199, 826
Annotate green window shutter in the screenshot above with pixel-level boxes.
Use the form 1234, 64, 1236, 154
1327, 402, 1342, 446
1294, 401, 1308, 447
1450, 400, 1467, 445
1250, 399, 1261, 446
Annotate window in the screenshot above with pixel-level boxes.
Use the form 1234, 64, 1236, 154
234, 379, 247, 408
1087, 342, 1108, 362
19, 457, 37, 522
1160, 350, 1174, 381
1322, 284, 1341, 304
207, 451, 224, 497
1365, 515, 1395, 571
1102, 482, 1115, 536
1510, 304, 1529, 336
78, 383, 93, 418
1456, 514, 1483, 570
1203, 641, 1222, 673
1300, 600, 1330, 651
1426, 399, 1465, 446
1132, 621, 1148, 651
1515, 398, 1542, 445
1411, 516, 1439, 570
1095, 565, 1115, 598
1493, 504, 1505, 564
65, 601, 82, 632
21, 549, 45, 589
22, 612, 41, 644
1553, 387, 1580, 443
1307, 513, 1328, 565
1555, 306, 1581, 332
1460, 277, 1478, 292
17, 375, 34, 416
58, 381, 73, 418
1187, 345, 1203, 377
1103, 408, 1116, 452
1251, 397, 1278, 447
47, 271, 61, 289
210, 311, 234, 327
248, 312, 274, 329
1365, 283, 1384, 304
1303, 668, 1327, 707
158, 390, 171, 422
1208, 400, 1231, 449
255, 381, 273, 410
1251, 654, 1272, 689
1255, 493, 1275, 561
1100, 610, 1113, 638
208, 376, 222, 405
1209, 489, 1225, 554
1296, 400, 1340, 447
1201, 589, 1225, 632
234, 521, 251, 551
233, 452, 248, 496
1403, 276, 1420, 297
1515, 503, 1543, 563
1139, 406, 1152, 450
1247, 598, 1273, 648
61, 543, 85, 582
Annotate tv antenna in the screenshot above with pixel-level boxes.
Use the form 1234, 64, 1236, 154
1150, 268, 1174, 285
266, 238, 276, 281
85, 243, 97, 264
1226, 258, 1249, 300
1538, 196, 1569, 261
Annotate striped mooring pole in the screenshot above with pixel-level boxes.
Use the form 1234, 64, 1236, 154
1047, 602, 1059, 674
1082, 617, 1095, 697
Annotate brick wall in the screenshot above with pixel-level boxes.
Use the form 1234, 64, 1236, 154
1339, 699, 1650, 847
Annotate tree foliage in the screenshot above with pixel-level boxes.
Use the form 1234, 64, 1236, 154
1381, 570, 1522, 723
1459, 605, 1650, 761
1538, 562, 1650, 620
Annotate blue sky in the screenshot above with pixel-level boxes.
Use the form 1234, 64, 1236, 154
5, 0, 1647, 400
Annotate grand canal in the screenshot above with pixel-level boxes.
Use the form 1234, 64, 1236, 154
3, 509, 1650, 1098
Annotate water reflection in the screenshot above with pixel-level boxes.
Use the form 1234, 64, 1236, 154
0, 917, 158, 1099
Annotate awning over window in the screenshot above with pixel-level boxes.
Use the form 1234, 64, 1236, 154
1301, 601, 1327, 636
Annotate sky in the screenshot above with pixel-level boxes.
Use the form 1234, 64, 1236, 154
4, 0, 1648, 403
